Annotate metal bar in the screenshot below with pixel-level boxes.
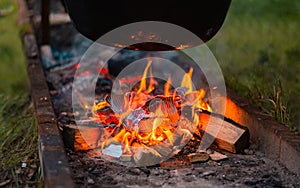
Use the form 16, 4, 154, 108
17, 0, 75, 187
41, 0, 50, 44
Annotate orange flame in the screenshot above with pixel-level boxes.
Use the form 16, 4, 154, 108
164, 75, 172, 96
181, 67, 193, 93
137, 60, 152, 94
90, 59, 212, 156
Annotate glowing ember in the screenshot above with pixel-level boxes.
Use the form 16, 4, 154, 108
89, 59, 212, 158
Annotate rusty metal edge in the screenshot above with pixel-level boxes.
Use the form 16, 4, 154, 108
226, 88, 300, 176
17, 0, 75, 187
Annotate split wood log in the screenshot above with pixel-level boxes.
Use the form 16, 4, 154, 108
62, 124, 102, 151
62, 112, 249, 154
198, 112, 250, 153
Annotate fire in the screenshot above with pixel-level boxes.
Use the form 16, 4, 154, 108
181, 67, 193, 93
89, 59, 212, 157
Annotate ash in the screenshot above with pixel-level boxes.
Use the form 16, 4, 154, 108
67, 149, 299, 188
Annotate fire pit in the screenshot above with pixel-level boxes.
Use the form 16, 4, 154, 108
58, 36, 252, 167
58, 0, 250, 167
21, 0, 300, 187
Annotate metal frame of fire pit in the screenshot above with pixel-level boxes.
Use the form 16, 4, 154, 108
226, 90, 300, 176
18, 0, 74, 187
18, 0, 300, 187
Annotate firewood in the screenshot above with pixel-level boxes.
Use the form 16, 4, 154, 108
62, 124, 102, 151
62, 111, 249, 154
187, 152, 210, 163
198, 113, 249, 153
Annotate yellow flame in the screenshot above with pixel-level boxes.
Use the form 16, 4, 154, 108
88, 62, 214, 154
146, 66, 157, 93
137, 60, 152, 94
181, 67, 193, 93
164, 75, 172, 96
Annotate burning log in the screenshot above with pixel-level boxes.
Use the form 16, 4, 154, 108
198, 112, 250, 153
62, 124, 102, 151
62, 60, 249, 163
63, 113, 249, 155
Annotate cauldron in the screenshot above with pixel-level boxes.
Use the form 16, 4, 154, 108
63, 0, 231, 50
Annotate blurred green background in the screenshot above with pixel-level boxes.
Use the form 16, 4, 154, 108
0, 0, 27, 94
208, 0, 300, 131
0, 0, 40, 187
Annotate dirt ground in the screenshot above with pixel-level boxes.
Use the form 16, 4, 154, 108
65, 148, 299, 188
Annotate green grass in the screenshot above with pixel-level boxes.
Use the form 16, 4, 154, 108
208, 0, 300, 131
0, 95, 41, 187
0, 0, 41, 187
0, 0, 28, 94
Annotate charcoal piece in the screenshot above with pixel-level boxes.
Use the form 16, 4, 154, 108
187, 152, 210, 163
95, 78, 112, 95
62, 125, 75, 150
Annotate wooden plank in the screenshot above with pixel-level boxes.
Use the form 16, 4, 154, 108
198, 113, 250, 153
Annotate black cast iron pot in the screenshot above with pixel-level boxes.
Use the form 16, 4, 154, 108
63, 0, 231, 50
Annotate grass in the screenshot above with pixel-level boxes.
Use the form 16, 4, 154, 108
208, 0, 300, 131
0, 0, 41, 187
0, 0, 28, 94
0, 95, 41, 187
